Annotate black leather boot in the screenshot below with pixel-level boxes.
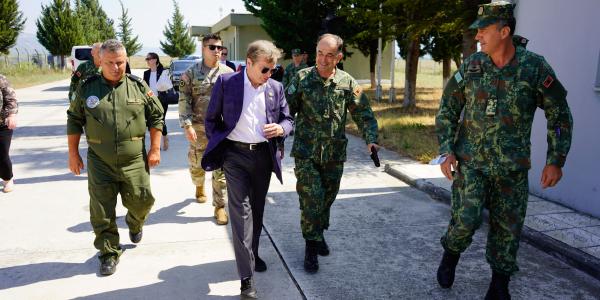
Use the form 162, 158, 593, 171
436, 250, 460, 288
318, 238, 330, 256
304, 240, 319, 273
484, 271, 511, 300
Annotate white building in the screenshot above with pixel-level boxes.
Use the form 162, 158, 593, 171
514, 0, 600, 218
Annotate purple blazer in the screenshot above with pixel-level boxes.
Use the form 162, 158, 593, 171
201, 71, 294, 183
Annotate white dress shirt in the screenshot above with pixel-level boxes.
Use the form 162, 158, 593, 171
227, 69, 268, 143
149, 71, 158, 95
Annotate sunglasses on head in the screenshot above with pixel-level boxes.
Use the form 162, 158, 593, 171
206, 45, 224, 51
261, 67, 277, 75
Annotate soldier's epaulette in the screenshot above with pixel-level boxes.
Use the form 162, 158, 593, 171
126, 73, 143, 83
81, 74, 101, 86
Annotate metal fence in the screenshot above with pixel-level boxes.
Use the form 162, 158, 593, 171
2, 48, 64, 69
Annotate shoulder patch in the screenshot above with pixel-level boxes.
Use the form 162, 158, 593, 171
287, 84, 296, 95
454, 72, 463, 83
543, 75, 554, 88
75, 71, 82, 78
147, 90, 155, 97
353, 85, 363, 97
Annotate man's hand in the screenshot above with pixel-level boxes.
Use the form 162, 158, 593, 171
148, 148, 161, 167
5, 114, 16, 130
367, 143, 379, 154
541, 164, 562, 188
440, 154, 458, 180
263, 123, 283, 139
185, 126, 197, 142
69, 153, 84, 175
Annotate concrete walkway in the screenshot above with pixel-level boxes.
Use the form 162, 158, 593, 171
1, 78, 599, 299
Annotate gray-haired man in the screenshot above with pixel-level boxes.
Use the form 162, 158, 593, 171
67, 39, 165, 276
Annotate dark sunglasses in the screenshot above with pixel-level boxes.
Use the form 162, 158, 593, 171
145, 57, 156, 61
261, 67, 277, 75
222, 52, 228, 56
206, 45, 224, 51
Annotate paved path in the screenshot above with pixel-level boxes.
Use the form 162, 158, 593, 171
0, 79, 599, 299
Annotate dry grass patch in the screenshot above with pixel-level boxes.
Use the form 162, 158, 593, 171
347, 87, 442, 163
1, 64, 70, 89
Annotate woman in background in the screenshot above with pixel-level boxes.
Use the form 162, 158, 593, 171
143, 52, 171, 150
0, 74, 18, 193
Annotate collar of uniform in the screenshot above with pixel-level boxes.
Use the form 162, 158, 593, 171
481, 44, 523, 73
310, 66, 341, 85
100, 74, 126, 87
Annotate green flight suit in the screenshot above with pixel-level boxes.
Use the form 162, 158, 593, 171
69, 60, 99, 102
287, 67, 378, 241
67, 73, 164, 260
436, 45, 573, 275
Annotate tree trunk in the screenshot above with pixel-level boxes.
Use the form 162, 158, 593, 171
442, 57, 451, 88
369, 44, 378, 88
60, 55, 65, 69
403, 37, 419, 108
462, 29, 477, 60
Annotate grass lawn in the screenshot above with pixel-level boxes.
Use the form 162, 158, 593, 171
1, 64, 70, 89
347, 59, 447, 163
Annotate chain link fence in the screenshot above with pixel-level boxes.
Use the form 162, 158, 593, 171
2, 48, 64, 69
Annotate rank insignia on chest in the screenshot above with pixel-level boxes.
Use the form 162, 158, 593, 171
543, 75, 554, 88
86, 95, 100, 108
486, 97, 497, 116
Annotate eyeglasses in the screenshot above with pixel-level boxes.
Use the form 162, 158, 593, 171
206, 45, 224, 51
261, 67, 277, 75
145, 57, 156, 61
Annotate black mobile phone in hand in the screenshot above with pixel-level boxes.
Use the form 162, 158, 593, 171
370, 145, 380, 167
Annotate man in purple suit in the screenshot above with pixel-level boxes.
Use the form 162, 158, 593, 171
202, 40, 293, 299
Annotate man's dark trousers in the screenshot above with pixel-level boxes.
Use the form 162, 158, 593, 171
223, 141, 273, 279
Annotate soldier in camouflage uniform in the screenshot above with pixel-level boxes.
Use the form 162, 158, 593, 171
282, 48, 308, 89
435, 3, 573, 299
68, 42, 102, 102
0, 74, 18, 193
287, 34, 378, 273
67, 40, 164, 276
179, 33, 233, 225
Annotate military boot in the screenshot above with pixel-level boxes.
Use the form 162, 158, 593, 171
437, 250, 460, 288
195, 186, 207, 203
214, 207, 228, 225
99, 256, 119, 276
318, 237, 330, 256
484, 271, 511, 300
304, 240, 319, 273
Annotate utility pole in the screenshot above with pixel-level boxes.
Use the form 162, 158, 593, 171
389, 39, 396, 102
375, 2, 383, 101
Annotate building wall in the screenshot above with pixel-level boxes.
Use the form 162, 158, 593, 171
515, 0, 600, 217
344, 44, 392, 81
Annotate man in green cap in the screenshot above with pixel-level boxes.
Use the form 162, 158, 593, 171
68, 42, 102, 102
282, 48, 308, 89
67, 39, 165, 276
435, 2, 573, 299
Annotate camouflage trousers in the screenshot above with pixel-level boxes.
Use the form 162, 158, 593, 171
188, 124, 226, 207
441, 166, 529, 275
294, 158, 344, 241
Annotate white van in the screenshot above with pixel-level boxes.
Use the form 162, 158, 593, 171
70, 46, 93, 70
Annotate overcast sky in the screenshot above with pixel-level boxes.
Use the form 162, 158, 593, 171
20, 0, 249, 48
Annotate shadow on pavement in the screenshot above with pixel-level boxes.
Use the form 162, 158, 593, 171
15, 172, 87, 185
0, 256, 97, 290
67, 198, 215, 233
73, 261, 239, 300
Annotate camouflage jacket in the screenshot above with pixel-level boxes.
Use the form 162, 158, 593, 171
178, 61, 233, 127
69, 60, 100, 102
436, 46, 573, 172
287, 67, 378, 162
0, 74, 18, 125
282, 62, 308, 88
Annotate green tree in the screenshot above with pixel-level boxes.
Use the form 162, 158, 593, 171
36, 0, 82, 68
160, 0, 195, 58
74, 0, 115, 44
0, 0, 26, 55
244, 0, 340, 62
117, 0, 142, 56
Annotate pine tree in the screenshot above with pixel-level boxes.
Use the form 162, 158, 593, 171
0, 0, 26, 55
117, 0, 142, 56
160, 0, 196, 58
74, 0, 115, 44
36, 0, 82, 68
